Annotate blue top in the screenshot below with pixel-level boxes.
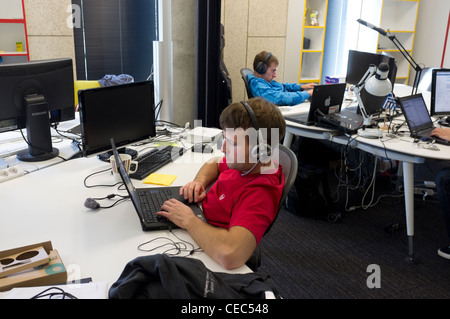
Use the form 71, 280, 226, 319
247, 74, 310, 106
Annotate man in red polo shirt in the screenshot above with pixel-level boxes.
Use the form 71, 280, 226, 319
157, 98, 286, 269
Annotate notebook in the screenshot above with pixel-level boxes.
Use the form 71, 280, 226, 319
397, 94, 449, 145
285, 83, 347, 126
110, 138, 206, 231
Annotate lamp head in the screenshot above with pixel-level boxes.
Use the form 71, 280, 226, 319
357, 62, 393, 125
365, 62, 392, 96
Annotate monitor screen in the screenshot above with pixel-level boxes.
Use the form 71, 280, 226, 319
78, 81, 156, 158
0, 58, 75, 161
346, 50, 397, 89
431, 68, 450, 116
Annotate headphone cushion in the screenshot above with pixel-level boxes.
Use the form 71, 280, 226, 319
255, 62, 267, 75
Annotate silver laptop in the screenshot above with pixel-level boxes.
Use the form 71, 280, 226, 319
110, 138, 206, 231
285, 83, 347, 125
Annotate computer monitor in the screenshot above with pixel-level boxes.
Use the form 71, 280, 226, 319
431, 68, 450, 119
346, 50, 397, 90
78, 81, 156, 159
0, 58, 75, 162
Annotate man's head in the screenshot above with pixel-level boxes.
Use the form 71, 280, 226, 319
219, 98, 286, 171
253, 51, 279, 82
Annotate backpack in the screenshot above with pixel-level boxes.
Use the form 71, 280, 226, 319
285, 137, 341, 222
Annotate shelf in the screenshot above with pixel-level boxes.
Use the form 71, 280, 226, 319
376, 0, 420, 84
0, 0, 28, 62
300, 0, 328, 83
0, 51, 28, 56
0, 19, 25, 23
380, 0, 419, 31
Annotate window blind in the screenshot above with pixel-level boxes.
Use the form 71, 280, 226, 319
72, 0, 158, 81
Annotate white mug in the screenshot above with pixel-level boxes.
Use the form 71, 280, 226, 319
109, 154, 138, 182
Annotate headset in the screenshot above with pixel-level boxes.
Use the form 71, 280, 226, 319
255, 52, 272, 75
240, 101, 272, 166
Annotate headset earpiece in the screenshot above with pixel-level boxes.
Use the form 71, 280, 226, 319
255, 52, 272, 75
240, 101, 272, 163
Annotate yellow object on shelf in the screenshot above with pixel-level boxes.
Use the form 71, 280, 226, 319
16, 42, 23, 52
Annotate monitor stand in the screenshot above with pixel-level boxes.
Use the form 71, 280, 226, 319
17, 94, 59, 162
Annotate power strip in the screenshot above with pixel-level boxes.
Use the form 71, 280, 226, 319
0, 166, 25, 183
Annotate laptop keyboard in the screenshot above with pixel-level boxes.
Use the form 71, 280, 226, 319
137, 188, 174, 223
130, 145, 187, 180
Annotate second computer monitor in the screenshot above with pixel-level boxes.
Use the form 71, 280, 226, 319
431, 68, 450, 117
78, 81, 156, 158
346, 50, 397, 90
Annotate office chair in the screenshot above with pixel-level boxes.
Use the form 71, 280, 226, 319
245, 144, 298, 271
240, 68, 255, 99
74, 80, 101, 110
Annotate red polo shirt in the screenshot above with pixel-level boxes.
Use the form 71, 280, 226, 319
201, 158, 284, 244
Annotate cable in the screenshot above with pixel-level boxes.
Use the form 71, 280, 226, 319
137, 228, 202, 257
31, 287, 78, 299
83, 167, 123, 188
19, 128, 67, 162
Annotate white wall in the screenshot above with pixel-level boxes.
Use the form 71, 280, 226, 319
412, 0, 450, 82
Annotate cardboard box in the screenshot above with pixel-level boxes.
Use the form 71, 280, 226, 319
0, 241, 67, 292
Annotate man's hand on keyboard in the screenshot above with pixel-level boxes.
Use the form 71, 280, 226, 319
157, 198, 197, 230
179, 181, 207, 203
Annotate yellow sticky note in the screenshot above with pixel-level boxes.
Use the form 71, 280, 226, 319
143, 173, 177, 186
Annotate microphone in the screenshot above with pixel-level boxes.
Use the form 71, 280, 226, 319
241, 160, 260, 176
84, 198, 100, 209
357, 19, 387, 36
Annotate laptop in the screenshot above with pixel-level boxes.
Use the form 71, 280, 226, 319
110, 138, 206, 231
397, 94, 449, 145
285, 83, 347, 125
316, 106, 365, 135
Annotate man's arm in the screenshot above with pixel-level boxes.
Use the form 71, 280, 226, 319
179, 156, 221, 203
157, 199, 257, 270
250, 77, 310, 106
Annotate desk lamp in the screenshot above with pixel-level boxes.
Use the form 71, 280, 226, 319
353, 62, 392, 127
357, 19, 422, 95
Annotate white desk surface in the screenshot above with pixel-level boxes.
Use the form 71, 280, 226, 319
0, 115, 82, 172
282, 84, 448, 161
0, 146, 250, 293
281, 84, 450, 261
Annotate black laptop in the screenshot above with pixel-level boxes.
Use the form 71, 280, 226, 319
397, 94, 448, 145
111, 138, 206, 231
285, 83, 347, 125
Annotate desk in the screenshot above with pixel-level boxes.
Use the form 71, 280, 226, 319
281, 85, 450, 262
0, 147, 250, 292
0, 115, 82, 173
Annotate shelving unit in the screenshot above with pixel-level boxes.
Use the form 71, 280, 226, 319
376, 0, 420, 84
298, 0, 328, 84
0, 0, 29, 63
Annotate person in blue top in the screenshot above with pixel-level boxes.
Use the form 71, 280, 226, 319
247, 51, 316, 106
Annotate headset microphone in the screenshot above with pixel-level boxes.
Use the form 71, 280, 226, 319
84, 198, 101, 209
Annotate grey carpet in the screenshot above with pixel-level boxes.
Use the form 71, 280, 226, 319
258, 197, 450, 299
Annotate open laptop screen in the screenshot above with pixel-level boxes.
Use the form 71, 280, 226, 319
399, 94, 433, 132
